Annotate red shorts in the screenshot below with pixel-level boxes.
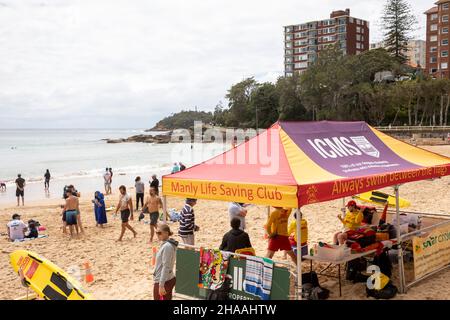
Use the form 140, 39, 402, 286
268, 235, 291, 252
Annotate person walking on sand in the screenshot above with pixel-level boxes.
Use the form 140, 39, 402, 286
135, 176, 145, 210
178, 198, 199, 245
109, 168, 113, 188
115, 185, 137, 241
153, 223, 178, 300
0, 180, 6, 192
150, 174, 159, 195
44, 169, 51, 191
142, 186, 163, 242
15, 174, 25, 206
103, 168, 111, 195
63, 188, 80, 239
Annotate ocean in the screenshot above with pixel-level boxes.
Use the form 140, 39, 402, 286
0, 129, 227, 204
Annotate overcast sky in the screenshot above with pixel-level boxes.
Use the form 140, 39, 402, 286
0, 0, 433, 129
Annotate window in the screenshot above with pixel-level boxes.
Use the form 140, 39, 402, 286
430, 56, 438, 63
431, 24, 438, 31
356, 42, 361, 49
443, 15, 449, 23
338, 25, 346, 33
441, 62, 448, 69
442, 50, 448, 57
431, 35, 438, 42
285, 27, 292, 33
295, 62, 308, 69
431, 46, 438, 52
356, 26, 361, 33
356, 19, 361, 25
286, 42, 292, 48
442, 39, 449, 45
349, 17, 354, 23
357, 34, 361, 41
431, 14, 438, 20
300, 31, 308, 37
444, 3, 450, 10
443, 27, 449, 33
285, 50, 293, 55
286, 35, 292, 41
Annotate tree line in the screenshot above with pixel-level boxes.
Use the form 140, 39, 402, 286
213, 47, 450, 128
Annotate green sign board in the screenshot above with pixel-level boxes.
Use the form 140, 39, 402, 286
175, 248, 291, 300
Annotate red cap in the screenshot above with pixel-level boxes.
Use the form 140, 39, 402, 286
346, 200, 357, 207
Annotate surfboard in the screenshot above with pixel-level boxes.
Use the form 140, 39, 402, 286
353, 190, 411, 208
105, 206, 115, 212
10, 250, 93, 300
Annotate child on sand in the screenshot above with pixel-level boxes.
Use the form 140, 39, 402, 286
115, 185, 137, 241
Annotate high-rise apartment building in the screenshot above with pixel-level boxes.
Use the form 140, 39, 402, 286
370, 40, 426, 68
425, 1, 450, 78
284, 9, 369, 76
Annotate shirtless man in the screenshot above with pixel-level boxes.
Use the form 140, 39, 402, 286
142, 186, 163, 242
63, 189, 80, 239
115, 185, 137, 241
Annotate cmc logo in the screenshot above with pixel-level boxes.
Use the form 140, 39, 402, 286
306, 136, 380, 159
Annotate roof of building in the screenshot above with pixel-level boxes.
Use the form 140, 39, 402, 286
435, 0, 450, 5
424, 6, 438, 14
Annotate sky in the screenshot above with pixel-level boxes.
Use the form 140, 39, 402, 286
0, 0, 434, 129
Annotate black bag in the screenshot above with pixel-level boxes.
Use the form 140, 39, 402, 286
346, 257, 367, 282
366, 281, 398, 299
371, 251, 392, 277
301, 272, 329, 300
206, 277, 231, 300
302, 271, 319, 287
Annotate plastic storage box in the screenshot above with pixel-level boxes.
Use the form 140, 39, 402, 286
316, 245, 351, 261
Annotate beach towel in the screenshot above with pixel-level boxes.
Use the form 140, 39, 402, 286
94, 191, 107, 224
15, 235, 49, 242
198, 248, 228, 290
244, 256, 274, 300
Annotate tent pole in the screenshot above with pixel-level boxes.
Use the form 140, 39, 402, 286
296, 208, 302, 300
162, 195, 167, 222
395, 185, 405, 293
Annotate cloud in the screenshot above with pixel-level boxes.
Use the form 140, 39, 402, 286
0, 0, 431, 128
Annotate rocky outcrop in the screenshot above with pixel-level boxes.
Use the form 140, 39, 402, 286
106, 134, 172, 144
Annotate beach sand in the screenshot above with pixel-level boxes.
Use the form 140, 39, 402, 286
0, 145, 449, 300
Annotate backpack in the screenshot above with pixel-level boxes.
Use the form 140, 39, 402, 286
346, 257, 368, 282
206, 277, 231, 300
301, 272, 329, 300
366, 281, 398, 299
371, 251, 392, 277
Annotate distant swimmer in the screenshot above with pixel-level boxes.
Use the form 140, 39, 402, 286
0, 181, 6, 191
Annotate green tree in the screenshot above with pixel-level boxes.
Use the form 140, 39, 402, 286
276, 75, 309, 120
250, 82, 280, 129
225, 77, 259, 127
381, 0, 417, 64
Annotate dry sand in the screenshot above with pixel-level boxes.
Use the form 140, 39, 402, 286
0, 145, 449, 300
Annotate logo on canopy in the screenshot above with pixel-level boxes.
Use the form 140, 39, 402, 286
350, 136, 380, 158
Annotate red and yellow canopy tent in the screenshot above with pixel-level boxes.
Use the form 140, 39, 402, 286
162, 121, 450, 298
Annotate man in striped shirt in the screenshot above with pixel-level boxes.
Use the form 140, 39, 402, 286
178, 198, 198, 245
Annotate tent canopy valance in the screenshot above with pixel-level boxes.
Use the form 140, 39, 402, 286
162, 121, 450, 208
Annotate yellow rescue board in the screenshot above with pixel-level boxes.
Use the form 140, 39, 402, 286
353, 190, 410, 208
10, 250, 93, 300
